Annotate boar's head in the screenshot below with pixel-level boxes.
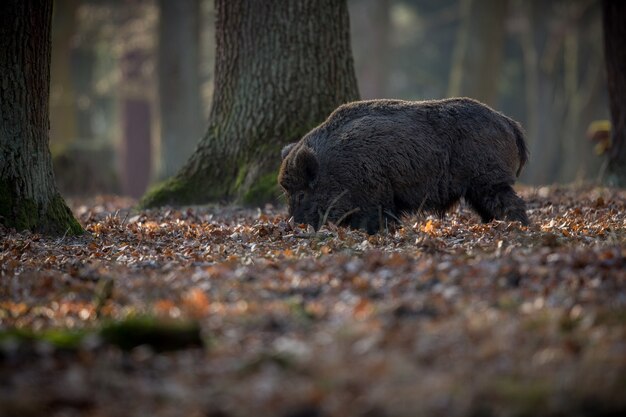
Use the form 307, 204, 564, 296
278, 143, 321, 227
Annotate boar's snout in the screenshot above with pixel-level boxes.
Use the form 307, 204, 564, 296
289, 189, 319, 228
279, 144, 321, 229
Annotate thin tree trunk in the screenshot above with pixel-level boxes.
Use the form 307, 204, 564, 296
72, 46, 97, 141
518, 0, 561, 184
0, 0, 82, 235
120, 97, 153, 198
355, 0, 391, 99
117, 4, 155, 199
448, 0, 508, 106
559, 28, 603, 182
602, 0, 626, 186
50, 0, 80, 153
157, 0, 202, 180
518, 0, 539, 183
141, 0, 359, 207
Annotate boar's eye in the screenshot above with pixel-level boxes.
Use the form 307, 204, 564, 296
296, 191, 306, 204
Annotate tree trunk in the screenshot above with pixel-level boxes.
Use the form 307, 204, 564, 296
558, 6, 604, 183
50, 0, 80, 154
120, 97, 153, 198
157, 0, 203, 180
602, 0, 626, 186
352, 0, 391, 99
140, 0, 359, 208
448, 0, 508, 106
518, 0, 565, 184
117, 4, 155, 199
0, 0, 82, 235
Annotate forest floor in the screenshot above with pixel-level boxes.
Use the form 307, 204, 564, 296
1, 185, 625, 417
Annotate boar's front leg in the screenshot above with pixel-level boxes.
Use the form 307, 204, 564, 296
465, 182, 529, 225
348, 180, 397, 234
351, 200, 398, 234
349, 205, 386, 235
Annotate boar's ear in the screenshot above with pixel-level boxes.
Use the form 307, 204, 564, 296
294, 146, 319, 187
281, 143, 297, 160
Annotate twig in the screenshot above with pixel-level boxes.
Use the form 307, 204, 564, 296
335, 207, 361, 227
319, 189, 348, 230
417, 193, 429, 215
383, 209, 403, 223
120, 210, 130, 227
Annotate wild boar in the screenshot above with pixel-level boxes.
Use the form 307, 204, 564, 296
278, 98, 529, 234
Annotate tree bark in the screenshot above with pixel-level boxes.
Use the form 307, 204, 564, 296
140, 0, 359, 208
0, 0, 82, 235
602, 0, 626, 186
157, 0, 203, 180
448, 0, 508, 106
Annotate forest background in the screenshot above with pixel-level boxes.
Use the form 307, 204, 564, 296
49, 0, 610, 199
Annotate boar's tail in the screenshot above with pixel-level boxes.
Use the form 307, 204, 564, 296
511, 120, 529, 177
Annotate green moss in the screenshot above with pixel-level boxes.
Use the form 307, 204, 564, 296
0, 180, 81, 236
0, 316, 204, 352
0, 179, 37, 231
0, 328, 86, 349
43, 193, 83, 236
140, 172, 235, 208
41, 329, 86, 348
240, 171, 280, 205
491, 377, 550, 416
234, 165, 248, 190
100, 316, 203, 351
139, 176, 195, 208
139, 138, 285, 209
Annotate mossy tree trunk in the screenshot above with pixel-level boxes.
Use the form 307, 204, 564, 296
141, 0, 359, 208
602, 0, 626, 186
0, 0, 83, 236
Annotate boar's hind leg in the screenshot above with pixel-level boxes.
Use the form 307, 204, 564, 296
465, 183, 529, 225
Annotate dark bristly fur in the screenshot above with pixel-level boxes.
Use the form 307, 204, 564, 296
278, 98, 530, 234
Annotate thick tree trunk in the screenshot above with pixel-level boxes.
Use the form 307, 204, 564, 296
602, 0, 626, 186
141, 0, 359, 208
0, 0, 82, 235
448, 0, 508, 106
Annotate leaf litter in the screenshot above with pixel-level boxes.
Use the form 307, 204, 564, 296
0, 186, 625, 417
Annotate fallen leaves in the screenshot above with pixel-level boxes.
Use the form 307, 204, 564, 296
0, 186, 625, 417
